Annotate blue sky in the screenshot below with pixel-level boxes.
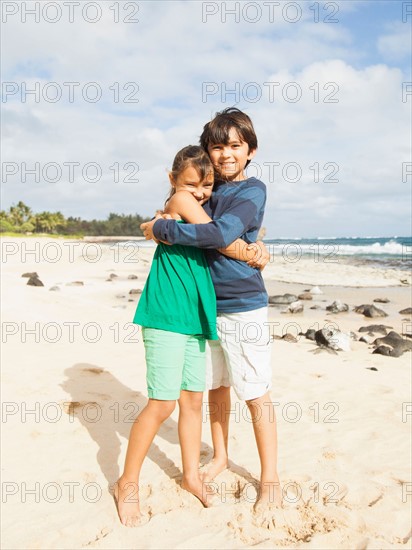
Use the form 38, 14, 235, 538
1, 0, 411, 237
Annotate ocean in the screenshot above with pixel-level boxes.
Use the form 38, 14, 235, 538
263, 236, 412, 271
128, 236, 412, 271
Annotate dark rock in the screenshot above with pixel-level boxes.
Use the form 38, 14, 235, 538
282, 300, 303, 314
358, 324, 392, 335
269, 294, 298, 305
372, 331, 412, 354
403, 333, 412, 339
359, 337, 369, 344
27, 276, 44, 287
128, 274, 138, 280
109, 273, 118, 279
310, 305, 321, 310
22, 272, 38, 278
373, 345, 404, 358
399, 307, 412, 315
366, 367, 378, 371
326, 300, 349, 313
298, 292, 312, 301
49, 286, 60, 291
282, 333, 298, 343
66, 281, 84, 286
128, 299, 135, 302
373, 298, 390, 303
304, 329, 316, 341
129, 289, 142, 295
354, 304, 388, 318
314, 328, 351, 351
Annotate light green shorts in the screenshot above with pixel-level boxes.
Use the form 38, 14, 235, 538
142, 327, 206, 400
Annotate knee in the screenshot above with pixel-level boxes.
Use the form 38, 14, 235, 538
180, 392, 203, 412
150, 399, 176, 421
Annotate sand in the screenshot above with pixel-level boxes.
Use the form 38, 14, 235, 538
1, 237, 411, 549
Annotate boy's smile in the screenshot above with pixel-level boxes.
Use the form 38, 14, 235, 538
207, 128, 256, 182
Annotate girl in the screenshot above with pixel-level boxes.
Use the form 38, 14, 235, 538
114, 146, 266, 527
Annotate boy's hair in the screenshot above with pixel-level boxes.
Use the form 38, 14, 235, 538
165, 145, 213, 205
200, 107, 258, 168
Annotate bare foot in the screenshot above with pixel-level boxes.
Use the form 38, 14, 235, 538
181, 475, 217, 507
253, 479, 282, 514
113, 478, 149, 527
199, 457, 228, 483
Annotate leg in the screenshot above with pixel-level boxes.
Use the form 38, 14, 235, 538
178, 390, 213, 505
115, 398, 176, 526
245, 392, 281, 509
201, 385, 230, 482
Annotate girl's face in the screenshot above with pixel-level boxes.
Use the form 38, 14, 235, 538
170, 165, 214, 205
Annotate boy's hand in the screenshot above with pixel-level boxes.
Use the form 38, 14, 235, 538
246, 240, 270, 271
140, 215, 171, 245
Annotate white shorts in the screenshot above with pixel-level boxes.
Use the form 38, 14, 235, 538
206, 306, 272, 401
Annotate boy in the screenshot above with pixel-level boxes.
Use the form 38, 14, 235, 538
142, 108, 280, 509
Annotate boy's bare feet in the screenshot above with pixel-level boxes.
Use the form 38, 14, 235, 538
113, 477, 149, 527
181, 475, 217, 507
199, 457, 228, 483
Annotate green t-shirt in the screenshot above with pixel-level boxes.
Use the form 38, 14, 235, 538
133, 240, 218, 340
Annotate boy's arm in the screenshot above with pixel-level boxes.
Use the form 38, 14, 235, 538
164, 191, 269, 267
142, 183, 266, 249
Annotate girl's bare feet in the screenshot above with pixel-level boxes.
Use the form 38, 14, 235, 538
253, 479, 282, 514
199, 457, 228, 483
113, 477, 149, 527
181, 474, 217, 507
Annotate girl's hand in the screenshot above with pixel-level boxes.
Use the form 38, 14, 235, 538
246, 240, 270, 271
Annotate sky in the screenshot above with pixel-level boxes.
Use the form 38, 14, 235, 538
1, 0, 411, 238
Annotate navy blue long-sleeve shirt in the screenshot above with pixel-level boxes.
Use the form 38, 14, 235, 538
153, 177, 268, 313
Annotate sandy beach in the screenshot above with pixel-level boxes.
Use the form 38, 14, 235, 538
1, 237, 411, 549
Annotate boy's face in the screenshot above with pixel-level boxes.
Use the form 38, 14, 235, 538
207, 128, 256, 182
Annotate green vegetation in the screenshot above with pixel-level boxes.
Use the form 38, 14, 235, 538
0, 201, 150, 237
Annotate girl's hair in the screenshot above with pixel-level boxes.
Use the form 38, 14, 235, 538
165, 145, 213, 205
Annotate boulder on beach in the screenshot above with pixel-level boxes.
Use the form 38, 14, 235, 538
373, 297, 390, 303
298, 292, 312, 300
129, 289, 142, 295
358, 324, 393, 335
326, 300, 349, 313
354, 304, 388, 318
282, 300, 303, 314
314, 328, 351, 352
269, 293, 298, 304
399, 307, 412, 315
128, 274, 138, 280
282, 333, 298, 343
372, 331, 412, 356
373, 345, 404, 358
27, 276, 44, 287
22, 272, 38, 278
303, 329, 316, 341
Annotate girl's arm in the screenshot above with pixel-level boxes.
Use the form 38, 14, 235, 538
165, 191, 269, 269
